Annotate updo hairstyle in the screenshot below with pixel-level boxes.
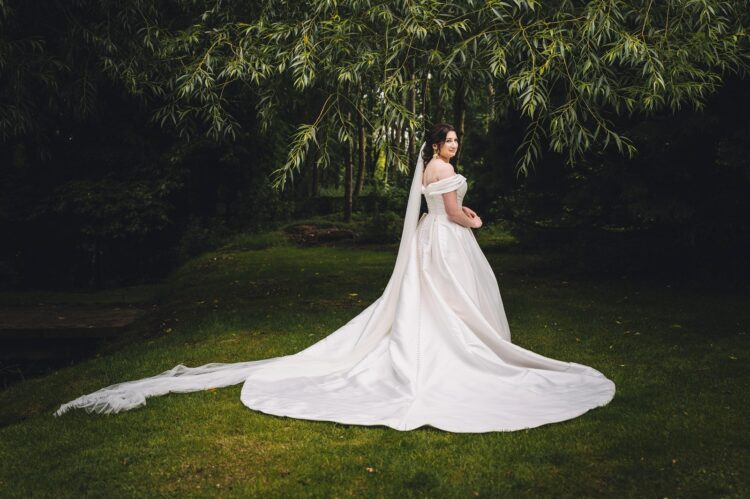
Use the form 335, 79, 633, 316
421, 123, 457, 165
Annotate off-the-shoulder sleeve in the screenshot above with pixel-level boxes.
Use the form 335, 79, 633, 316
424, 174, 466, 195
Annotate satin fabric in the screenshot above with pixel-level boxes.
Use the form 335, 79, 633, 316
55, 173, 615, 432
238, 174, 615, 432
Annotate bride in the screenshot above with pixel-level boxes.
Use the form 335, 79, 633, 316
55, 123, 616, 433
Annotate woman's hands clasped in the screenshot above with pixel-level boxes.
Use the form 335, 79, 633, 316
462, 206, 482, 229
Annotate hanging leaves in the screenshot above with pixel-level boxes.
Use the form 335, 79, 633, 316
1, 0, 748, 180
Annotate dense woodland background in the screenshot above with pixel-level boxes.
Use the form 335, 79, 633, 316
1, 0, 749, 291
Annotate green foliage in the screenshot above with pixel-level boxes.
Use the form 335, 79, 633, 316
47, 174, 181, 240
359, 210, 404, 244
176, 215, 232, 263
4, 0, 747, 182
479, 74, 750, 264
1, 0, 749, 291
116, 1, 750, 178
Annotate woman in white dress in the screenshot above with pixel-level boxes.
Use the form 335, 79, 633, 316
55, 123, 616, 433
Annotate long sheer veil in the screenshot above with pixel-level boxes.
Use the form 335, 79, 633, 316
54, 142, 428, 416
389, 141, 426, 288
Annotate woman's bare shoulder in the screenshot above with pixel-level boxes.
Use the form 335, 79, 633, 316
424, 159, 456, 181
426, 158, 454, 170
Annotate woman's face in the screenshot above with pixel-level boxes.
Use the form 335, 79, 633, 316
437, 131, 459, 159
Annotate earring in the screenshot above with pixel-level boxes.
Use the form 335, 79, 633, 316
433, 147, 439, 159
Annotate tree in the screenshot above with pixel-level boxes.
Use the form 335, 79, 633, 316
2, 0, 749, 185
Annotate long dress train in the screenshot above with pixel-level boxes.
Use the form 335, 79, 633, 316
54, 149, 616, 433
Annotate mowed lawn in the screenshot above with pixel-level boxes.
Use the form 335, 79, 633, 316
0, 230, 748, 497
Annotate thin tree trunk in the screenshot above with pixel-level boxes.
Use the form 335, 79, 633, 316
90, 237, 101, 290
396, 85, 407, 171
344, 119, 354, 222
305, 147, 312, 197
452, 77, 466, 170
311, 147, 319, 196
387, 126, 397, 185
368, 130, 378, 182
354, 110, 366, 197
409, 72, 417, 160
367, 93, 378, 181
422, 73, 430, 130
487, 82, 496, 133
435, 76, 445, 123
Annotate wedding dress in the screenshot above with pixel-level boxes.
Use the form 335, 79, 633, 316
54, 144, 616, 432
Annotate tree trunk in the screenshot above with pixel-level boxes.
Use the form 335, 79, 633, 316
487, 82, 496, 133
452, 77, 466, 170
344, 123, 353, 222
409, 73, 417, 160
422, 73, 430, 130
309, 146, 319, 197
370, 133, 379, 184
311, 159, 319, 197
435, 74, 445, 123
354, 110, 366, 197
387, 126, 397, 185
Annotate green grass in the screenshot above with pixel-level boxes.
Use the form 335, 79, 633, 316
0, 282, 168, 306
0, 229, 748, 497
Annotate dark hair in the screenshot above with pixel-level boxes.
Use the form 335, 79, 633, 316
422, 123, 457, 164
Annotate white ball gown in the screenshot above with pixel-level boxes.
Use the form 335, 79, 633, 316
55, 144, 616, 433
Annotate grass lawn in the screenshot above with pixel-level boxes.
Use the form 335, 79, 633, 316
0, 228, 748, 497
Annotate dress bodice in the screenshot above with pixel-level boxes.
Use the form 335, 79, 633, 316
421, 174, 468, 216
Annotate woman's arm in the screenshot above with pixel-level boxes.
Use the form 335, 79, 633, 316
442, 191, 482, 228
